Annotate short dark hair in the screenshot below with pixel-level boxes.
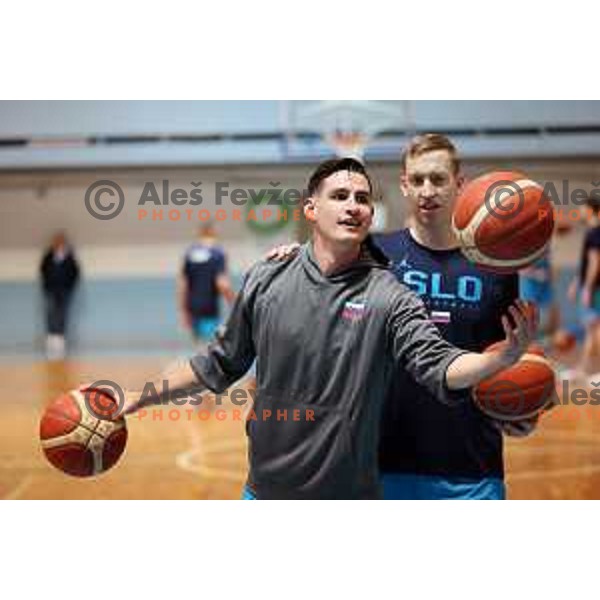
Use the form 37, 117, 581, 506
307, 158, 373, 197
401, 133, 461, 175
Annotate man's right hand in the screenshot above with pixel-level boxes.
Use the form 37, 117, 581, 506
119, 389, 146, 417
496, 300, 538, 367
265, 242, 301, 262
91, 384, 147, 420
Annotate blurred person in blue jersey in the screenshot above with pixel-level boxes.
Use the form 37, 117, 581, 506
178, 223, 235, 344
520, 246, 559, 343
566, 197, 600, 382
40, 232, 80, 360
375, 134, 542, 500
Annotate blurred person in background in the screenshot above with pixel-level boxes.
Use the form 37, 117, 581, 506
520, 246, 560, 342
40, 232, 80, 360
178, 223, 235, 345
566, 197, 600, 382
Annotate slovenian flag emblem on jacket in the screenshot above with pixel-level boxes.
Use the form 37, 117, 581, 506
342, 301, 367, 321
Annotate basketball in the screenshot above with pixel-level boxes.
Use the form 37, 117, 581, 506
473, 342, 556, 421
39, 385, 127, 477
452, 171, 555, 273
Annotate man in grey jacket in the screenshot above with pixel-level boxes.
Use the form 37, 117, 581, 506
116, 158, 535, 499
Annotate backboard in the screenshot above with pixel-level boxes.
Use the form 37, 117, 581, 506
280, 100, 415, 161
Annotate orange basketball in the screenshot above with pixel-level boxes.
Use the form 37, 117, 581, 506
473, 342, 556, 421
39, 385, 127, 477
453, 171, 555, 273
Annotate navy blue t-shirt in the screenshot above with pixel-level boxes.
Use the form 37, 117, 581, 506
375, 229, 519, 480
579, 225, 600, 289
183, 244, 226, 317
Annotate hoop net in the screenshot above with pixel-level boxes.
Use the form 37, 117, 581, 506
324, 130, 370, 161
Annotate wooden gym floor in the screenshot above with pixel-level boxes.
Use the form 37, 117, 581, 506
1, 350, 599, 500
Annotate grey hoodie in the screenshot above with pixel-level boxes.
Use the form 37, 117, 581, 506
190, 240, 467, 499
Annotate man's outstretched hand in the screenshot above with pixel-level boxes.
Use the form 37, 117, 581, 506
496, 300, 538, 367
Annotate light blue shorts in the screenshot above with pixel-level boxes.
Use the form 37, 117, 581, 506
192, 316, 220, 340
241, 485, 257, 500
381, 473, 506, 500
520, 278, 553, 307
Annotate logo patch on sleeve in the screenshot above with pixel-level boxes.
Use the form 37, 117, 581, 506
430, 310, 451, 324
342, 301, 367, 322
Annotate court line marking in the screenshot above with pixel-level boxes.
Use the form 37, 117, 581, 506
172, 419, 600, 485
174, 414, 247, 482
175, 447, 246, 482
3, 475, 34, 500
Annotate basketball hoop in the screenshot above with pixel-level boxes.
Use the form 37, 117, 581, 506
325, 130, 369, 161
282, 101, 411, 162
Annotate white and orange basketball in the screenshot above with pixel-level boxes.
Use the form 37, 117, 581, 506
473, 343, 556, 422
39, 385, 127, 477
453, 171, 555, 273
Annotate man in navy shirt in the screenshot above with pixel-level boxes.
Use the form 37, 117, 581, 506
376, 133, 537, 500
178, 224, 235, 343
